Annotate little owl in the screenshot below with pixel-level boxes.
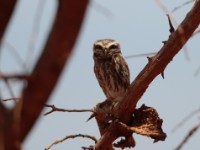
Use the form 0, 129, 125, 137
93, 39, 130, 101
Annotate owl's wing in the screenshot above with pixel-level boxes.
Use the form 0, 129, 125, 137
115, 55, 130, 88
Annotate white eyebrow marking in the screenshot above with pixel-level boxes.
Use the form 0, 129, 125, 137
107, 41, 119, 48
94, 42, 104, 47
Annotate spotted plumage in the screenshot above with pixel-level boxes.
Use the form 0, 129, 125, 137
93, 39, 130, 101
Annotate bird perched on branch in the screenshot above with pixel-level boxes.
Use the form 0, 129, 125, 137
93, 39, 130, 102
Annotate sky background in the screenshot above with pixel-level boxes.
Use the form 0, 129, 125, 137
1, 0, 200, 150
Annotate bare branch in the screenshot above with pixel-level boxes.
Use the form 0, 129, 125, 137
194, 65, 200, 77
1, 98, 19, 102
45, 134, 97, 150
175, 122, 200, 150
2, 41, 27, 70
155, 0, 190, 60
25, 0, 47, 70
172, 0, 195, 13
19, 0, 89, 142
94, 0, 200, 149
44, 104, 94, 116
91, 1, 114, 19
125, 52, 157, 59
172, 107, 200, 132
0, 73, 29, 80
0, 0, 17, 46
3, 79, 15, 99
0, 73, 28, 99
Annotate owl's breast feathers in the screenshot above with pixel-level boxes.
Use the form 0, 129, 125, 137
94, 55, 130, 101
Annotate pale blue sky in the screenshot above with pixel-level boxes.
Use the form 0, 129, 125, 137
1, 0, 200, 150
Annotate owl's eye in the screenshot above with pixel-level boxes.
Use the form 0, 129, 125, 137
94, 45, 103, 50
109, 44, 118, 50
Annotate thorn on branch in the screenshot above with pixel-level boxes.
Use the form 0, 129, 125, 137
44, 104, 94, 116
45, 134, 97, 150
167, 14, 175, 34
147, 56, 153, 62
162, 40, 167, 44
161, 71, 165, 79
87, 113, 96, 122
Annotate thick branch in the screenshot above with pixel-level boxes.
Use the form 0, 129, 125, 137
18, 0, 88, 142
119, 0, 200, 125
95, 0, 200, 149
0, 0, 17, 45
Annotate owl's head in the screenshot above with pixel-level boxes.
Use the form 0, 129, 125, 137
93, 39, 121, 60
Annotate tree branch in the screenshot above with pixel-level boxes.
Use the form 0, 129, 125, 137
18, 0, 89, 142
175, 122, 200, 150
44, 104, 94, 116
0, 73, 29, 80
45, 134, 97, 150
172, 107, 200, 132
94, 0, 200, 149
1, 98, 19, 101
0, 0, 17, 46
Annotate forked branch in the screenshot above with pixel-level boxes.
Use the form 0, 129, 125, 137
94, 0, 200, 149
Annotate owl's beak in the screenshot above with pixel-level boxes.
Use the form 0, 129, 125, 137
104, 49, 108, 55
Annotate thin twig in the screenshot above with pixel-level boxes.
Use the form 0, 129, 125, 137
3, 79, 15, 99
175, 122, 200, 150
125, 52, 157, 59
45, 134, 97, 150
172, 0, 195, 13
1, 98, 19, 101
44, 104, 94, 116
194, 65, 200, 77
172, 107, 200, 132
26, 0, 46, 70
91, 1, 114, 19
0, 73, 28, 100
2, 40, 27, 70
0, 73, 29, 80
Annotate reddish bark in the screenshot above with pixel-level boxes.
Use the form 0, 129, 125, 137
19, 0, 88, 142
